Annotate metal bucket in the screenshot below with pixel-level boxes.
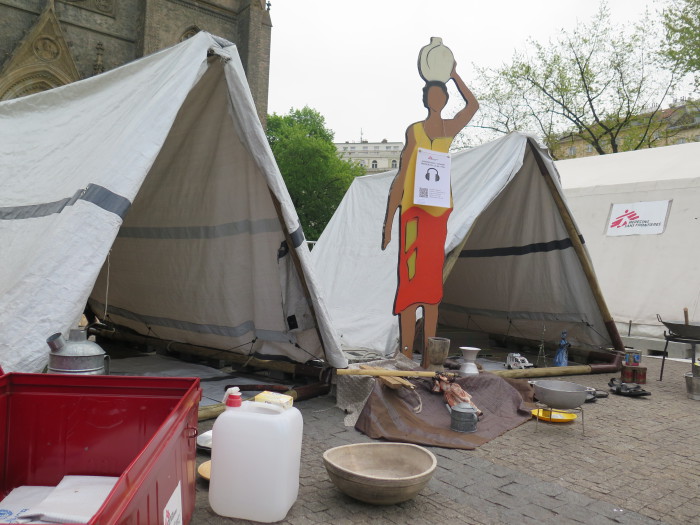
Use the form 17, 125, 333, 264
47, 329, 110, 375
449, 402, 478, 433
685, 372, 700, 400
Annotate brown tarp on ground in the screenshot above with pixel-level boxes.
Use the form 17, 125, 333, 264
355, 373, 535, 449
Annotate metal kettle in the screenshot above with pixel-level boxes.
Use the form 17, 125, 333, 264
46, 328, 110, 375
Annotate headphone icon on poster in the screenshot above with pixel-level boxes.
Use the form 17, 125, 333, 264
425, 167, 440, 182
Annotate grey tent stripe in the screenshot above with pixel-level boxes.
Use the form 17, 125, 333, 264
440, 303, 587, 323
459, 237, 584, 259
289, 225, 305, 248
82, 184, 131, 218
117, 218, 282, 239
91, 301, 292, 342
0, 184, 131, 220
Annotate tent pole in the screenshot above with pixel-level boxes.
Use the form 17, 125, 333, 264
267, 189, 329, 356
527, 139, 625, 353
442, 230, 473, 282
92, 327, 327, 378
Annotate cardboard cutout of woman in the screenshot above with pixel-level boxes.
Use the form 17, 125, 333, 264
382, 39, 479, 365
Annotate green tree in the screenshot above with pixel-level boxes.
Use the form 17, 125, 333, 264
661, 0, 700, 88
267, 107, 364, 241
470, 3, 680, 158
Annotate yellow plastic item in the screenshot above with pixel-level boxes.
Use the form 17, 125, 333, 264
254, 391, 293, 409
531, 408, 577, 423
198, 460, 211, 480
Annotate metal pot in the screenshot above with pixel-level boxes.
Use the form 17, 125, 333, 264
533, 380, 588, 410
47, 328, 110, 375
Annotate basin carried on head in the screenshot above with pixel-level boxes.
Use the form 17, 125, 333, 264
533, 380, 588, 410
322, 443, 436, 505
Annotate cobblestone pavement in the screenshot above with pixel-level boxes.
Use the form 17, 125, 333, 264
192, 357, 697, 524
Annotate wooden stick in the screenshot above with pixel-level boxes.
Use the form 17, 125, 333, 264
199, 403, 225, 421
359, 365, 415, 389
336, 365, 593, 379
489, 365, 592, 379
336, 368, 453, 378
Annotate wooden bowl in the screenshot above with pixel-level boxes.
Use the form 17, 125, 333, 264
322, 443, 436, 505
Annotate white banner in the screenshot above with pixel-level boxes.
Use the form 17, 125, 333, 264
413, 148, 451, 208
606, 200, 671, 236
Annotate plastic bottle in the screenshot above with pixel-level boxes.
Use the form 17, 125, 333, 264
208, 387, 303, 522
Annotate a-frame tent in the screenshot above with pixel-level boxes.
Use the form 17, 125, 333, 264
0, 32, 347, 373
312, 132, 623, 357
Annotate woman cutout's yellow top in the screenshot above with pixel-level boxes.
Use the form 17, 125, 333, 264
399, 122, 454, 216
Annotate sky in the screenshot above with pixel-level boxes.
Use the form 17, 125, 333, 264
267, 0, 666, 144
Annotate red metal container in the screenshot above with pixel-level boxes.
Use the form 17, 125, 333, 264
0, 371, 201, 524
633, 367, 647, 385
621, 365, 635, 383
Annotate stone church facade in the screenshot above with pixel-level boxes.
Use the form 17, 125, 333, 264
0, 0, 271, 122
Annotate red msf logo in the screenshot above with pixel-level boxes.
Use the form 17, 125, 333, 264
610, 209, 639, 228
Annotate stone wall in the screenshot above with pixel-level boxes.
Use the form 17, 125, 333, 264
0, 0, 271, 119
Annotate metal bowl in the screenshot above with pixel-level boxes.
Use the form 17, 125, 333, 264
533, 380, 588, 410
323, 443, 436, 505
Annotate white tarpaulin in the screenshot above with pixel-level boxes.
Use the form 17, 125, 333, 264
558, 142, 700, 338
312, 132, 618, 356
0, 32, 347, 372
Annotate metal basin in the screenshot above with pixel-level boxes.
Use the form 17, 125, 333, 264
658, 318, 700, 340
533, 380, 588, 410
323, 443, 436, 505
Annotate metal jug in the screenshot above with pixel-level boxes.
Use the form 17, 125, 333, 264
449, 402, 478, 433
47, 328, 110, 375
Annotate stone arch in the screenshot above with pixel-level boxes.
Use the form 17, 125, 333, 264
180, 26, 201, 42
0, 2, 80, 101
0, 65, 73, 101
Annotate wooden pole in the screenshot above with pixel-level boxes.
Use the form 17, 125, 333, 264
527, 139, 624, 352
489, 365, 592, 379
335, 365, 592, 379
336, 368, 454, 378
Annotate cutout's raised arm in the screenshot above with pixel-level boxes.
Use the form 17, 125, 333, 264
445, 63, 479, 137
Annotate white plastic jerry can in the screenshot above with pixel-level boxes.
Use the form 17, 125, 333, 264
208, 387, 303, 522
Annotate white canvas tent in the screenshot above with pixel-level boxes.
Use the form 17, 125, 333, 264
312, 132, 622, 356
557, 142, 700, 339
0, 32, 347, 373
